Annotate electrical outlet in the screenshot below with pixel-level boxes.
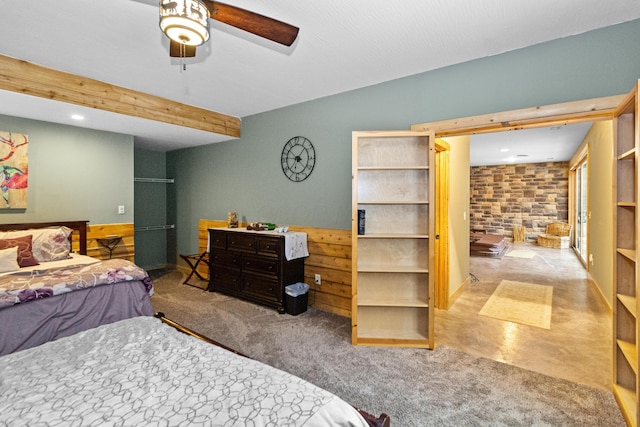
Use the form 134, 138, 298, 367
118, 205, 125, 215
314, 274, 321, 285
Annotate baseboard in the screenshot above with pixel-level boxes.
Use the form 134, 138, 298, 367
587, 271, 612, 315
448, 275, 472, 309
143, 263, 174, 272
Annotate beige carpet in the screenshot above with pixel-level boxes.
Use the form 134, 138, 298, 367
505, 249, 537, 258
479, 280, 553, 329
149, 270, 625, 426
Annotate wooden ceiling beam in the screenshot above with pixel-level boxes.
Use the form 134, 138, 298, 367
411, 95, 625, 137
0, 54, 240, 138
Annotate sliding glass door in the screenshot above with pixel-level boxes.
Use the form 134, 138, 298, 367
573, 160, 588, 263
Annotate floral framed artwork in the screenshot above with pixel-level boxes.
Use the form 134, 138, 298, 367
0, 131, 28, 209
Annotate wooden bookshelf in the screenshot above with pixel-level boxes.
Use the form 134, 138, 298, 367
351, 131, 435, 348
613, 81, 640, 427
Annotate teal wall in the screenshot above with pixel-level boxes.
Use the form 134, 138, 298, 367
0, 115, 133, 225
169, 19, 640, 256
134, 148, 171, 270
2, 20, 639, 267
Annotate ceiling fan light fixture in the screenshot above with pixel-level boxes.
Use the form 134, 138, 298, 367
159, 0, 210, 46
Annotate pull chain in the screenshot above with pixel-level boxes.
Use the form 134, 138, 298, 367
180, 43, 187, 72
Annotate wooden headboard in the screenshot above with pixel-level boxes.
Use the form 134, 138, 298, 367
0, 220, 89, 255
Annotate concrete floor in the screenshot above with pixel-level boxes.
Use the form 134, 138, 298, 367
435, 242, 612, 391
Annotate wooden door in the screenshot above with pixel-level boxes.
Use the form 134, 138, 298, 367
434, 139, 450, 309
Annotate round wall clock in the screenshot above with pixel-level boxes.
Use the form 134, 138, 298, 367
281, 136, 316, 182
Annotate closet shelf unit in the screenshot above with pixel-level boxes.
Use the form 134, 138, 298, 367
133, 177, 175, 231
351, 130, 435, 349
133, 177, 175, 183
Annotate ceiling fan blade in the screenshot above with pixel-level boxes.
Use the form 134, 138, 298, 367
204, 1, 299, 47
169, 40, 197, 58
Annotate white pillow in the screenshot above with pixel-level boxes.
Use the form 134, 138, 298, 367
0, 246, 20, 273
0, 227, 72, 262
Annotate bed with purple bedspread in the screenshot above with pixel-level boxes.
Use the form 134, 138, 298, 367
0, 258, 152, 308
0, 256, 155, 355
0, 221, 154, 356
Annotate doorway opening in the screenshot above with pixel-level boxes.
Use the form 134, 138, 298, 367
468, 123, 590, 245
412, 94, 623, 308
411, 94, 623, 388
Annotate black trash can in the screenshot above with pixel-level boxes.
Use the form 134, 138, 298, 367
285, 282, 309, 315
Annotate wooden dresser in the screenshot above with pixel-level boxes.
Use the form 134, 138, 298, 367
208, 228, 305, 313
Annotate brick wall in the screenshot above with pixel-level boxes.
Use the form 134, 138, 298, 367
470, 162, 569, 241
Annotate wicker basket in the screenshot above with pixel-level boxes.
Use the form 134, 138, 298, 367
512, 226, 526, 242
537, 222, 572, 248
546, 222, 571, 237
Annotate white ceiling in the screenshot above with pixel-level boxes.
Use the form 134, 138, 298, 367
470, 122, 592, 167
1, 0, 639, 151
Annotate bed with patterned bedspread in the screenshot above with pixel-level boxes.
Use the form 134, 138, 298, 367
0, 316, 380, 426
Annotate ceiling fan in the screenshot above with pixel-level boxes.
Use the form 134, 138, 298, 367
159, 0, 299, 58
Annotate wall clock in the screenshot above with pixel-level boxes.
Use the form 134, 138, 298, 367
281, 136, 316, 182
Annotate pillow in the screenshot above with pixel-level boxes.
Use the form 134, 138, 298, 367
0, 226, 72, 262
0, 246, 20, 273
0, 235, 39, 267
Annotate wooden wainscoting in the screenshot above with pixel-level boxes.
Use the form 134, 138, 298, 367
197, 220, 352, 317
85, 223, 135, 262
289, 225, 352, 317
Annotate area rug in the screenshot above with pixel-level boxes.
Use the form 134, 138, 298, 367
505, 249, 537, 258
479, 280, 553, 329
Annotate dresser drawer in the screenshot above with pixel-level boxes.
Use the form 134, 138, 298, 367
257, 236, 280, 256
228, 233, 257, 253
211, 250, 241, 269
242, 274, 279, 299
210, 266, 241, 290
210, 230, 227, 250
243, 254, 278, 276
